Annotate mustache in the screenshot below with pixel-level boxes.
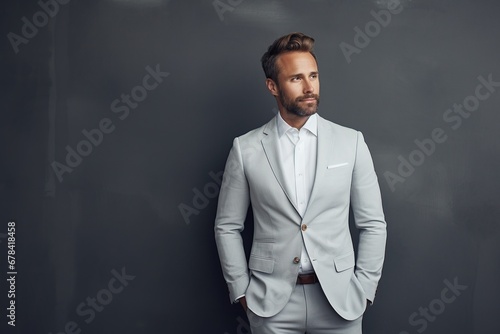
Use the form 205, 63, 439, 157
297, 94, 319, 101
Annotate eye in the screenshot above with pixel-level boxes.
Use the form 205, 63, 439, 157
291, 76, 301, 82
310, 73, 318, 79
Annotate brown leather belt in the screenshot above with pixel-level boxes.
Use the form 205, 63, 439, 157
296, 272, 319, 284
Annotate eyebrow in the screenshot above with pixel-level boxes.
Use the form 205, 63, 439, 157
288, 71, 319, 78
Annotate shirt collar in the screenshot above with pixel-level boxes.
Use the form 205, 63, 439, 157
276, 112, 318, 138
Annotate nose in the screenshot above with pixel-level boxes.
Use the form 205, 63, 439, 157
303, 79, 314, 94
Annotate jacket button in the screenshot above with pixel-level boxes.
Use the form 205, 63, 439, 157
293, 257, 300, 264
301, 224, 308, 231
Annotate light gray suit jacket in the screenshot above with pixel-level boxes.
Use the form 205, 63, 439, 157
214, 115, 387, 320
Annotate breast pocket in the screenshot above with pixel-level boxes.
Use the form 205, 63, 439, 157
324, 162, 353, 196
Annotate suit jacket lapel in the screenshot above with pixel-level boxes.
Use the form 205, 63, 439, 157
261, 117, 301, 216
304, 116, 335, 217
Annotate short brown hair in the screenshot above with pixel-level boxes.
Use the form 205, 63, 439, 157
261, 32, 317, 83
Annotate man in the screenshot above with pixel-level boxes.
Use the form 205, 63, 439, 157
214, 32, 387, 334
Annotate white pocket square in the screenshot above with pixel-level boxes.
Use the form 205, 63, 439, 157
327, 163, 349, 169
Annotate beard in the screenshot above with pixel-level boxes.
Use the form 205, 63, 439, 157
278, 88, 320, 117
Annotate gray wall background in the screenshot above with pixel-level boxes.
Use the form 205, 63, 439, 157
1, 0, 499, 333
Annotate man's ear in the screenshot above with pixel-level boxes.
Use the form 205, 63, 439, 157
265, 78, 279, 97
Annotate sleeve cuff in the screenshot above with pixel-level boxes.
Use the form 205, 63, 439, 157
234, 294, 245, 303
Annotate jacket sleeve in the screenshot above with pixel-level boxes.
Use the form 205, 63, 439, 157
214, 137, 251, 303
350, 132, 387, 303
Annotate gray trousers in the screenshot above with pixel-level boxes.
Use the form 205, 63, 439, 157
246, 282, 363, 334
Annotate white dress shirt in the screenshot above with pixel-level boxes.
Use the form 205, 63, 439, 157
276, 112, 318, 273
